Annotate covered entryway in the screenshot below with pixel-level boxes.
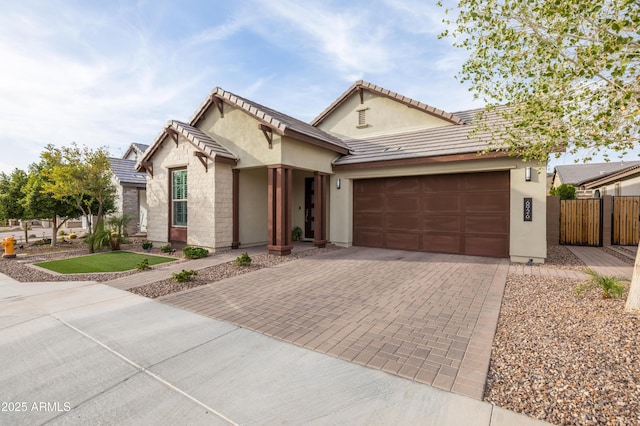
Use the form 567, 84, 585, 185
353, 171, 510, 258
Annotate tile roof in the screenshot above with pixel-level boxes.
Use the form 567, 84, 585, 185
333, 107, 507, 166
168, 120, 238, 161
109, 158, 147, 186
190, 87, 350, 154
554, 161, 640, 185
311, 80, 466, 127
132, 143, 149, 153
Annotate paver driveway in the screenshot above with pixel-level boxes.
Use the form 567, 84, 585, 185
158, 247, 509, 400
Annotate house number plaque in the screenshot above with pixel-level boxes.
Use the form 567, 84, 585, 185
524, 197, 533, 221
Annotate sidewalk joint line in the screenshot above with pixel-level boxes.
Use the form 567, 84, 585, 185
54, 315, 239, 426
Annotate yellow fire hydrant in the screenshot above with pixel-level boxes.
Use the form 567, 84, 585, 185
2, 237, 17, 258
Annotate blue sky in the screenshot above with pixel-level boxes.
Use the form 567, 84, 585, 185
0, 0, 630, 175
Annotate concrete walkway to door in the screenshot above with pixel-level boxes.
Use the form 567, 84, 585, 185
158, 247, 509, 401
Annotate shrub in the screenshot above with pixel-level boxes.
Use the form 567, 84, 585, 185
574, 268, 628, 299
69, 233, 77, 239
235, 252, 252, 266
160, 244, 173, 253
135, 259, 150, 271
29, 234, 36, 239
58, 230, 66, 236
172, 269, 197, 282
549, 184, 577, 200
142, 241, 153, 250
292, 226, 302, 241
183, 246, 209, 259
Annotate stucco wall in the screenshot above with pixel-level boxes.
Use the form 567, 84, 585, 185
282, 137, 337, 173
238, 168, 268, 246
317, 91, 454, 139
329, 158, 547, 263
198, 105, 282, 168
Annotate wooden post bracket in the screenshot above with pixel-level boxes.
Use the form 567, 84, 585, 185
212, 96, 224, 117
259, 124, 273, 149
141, 161, 153, 177
194, 152, 208, 172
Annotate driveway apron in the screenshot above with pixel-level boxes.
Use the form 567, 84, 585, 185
159, 246, 508, 400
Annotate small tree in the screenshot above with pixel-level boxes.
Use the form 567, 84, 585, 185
0, 169, 31, 243
41, 143, 116, 253
549, 184, 577, 200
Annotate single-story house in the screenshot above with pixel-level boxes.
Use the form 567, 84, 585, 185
551, 161, 640, 198
137, 81, 547, 263
110, 143, 149, 234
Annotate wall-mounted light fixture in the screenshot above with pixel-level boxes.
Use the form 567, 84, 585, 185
525, 167, 532, 182
336, 178, 341, 189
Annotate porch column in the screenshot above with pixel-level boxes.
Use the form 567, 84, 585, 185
313, 172, 328, 248
267, 165, 293, 255
232, 169, 240, 249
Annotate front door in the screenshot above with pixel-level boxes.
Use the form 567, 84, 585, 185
305, 177, 315, 239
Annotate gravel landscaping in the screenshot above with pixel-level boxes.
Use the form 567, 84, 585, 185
491, 245, 640, 425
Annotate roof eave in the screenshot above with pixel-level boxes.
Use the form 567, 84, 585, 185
332, 150, 512, 170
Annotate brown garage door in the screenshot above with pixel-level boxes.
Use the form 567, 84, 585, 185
353, 171, 510, 258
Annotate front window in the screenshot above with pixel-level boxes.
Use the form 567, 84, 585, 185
172, 170, 187, 226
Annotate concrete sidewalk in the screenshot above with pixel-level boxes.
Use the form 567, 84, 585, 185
0, 273, 547, 425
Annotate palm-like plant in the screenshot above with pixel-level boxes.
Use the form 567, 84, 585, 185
574, 268, 628, 299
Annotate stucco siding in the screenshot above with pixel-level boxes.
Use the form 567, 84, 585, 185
238, 168, 268, 246
282, 137, 337, 173
317, 91, 454, 139
198, 105, 281, 168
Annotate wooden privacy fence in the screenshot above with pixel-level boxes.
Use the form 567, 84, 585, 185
560, 199, 602, 246
613, 196, 640, 245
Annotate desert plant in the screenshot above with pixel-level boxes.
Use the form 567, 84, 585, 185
183, 246, 209, 259
574, 268, 628, 299
172, 269, 197, 282
69, 233, 77, 239
235, 251, 252, 266
135, 258, 150, 271
58, 230, 66, 236
160, 244, 173, 253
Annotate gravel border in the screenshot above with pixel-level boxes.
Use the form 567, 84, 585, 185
486, 258, 640, 425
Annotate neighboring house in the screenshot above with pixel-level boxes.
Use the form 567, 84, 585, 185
110, 144, 149, 234
552, 161, 640, 197
137, 81, 547, 262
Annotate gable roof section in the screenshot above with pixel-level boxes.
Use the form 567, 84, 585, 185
123, 143, 149, 160
582, 163, 640, 188
554, 161, 640, 186
333, 107, 508, 168
311, 80, 466, 127
110, 158, 147, 187
190, 87, 350, 155
137, 120, 238, 172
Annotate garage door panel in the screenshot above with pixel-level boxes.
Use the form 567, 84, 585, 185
356, 213, 384, 228
422, 234, 462, 253
387, 196, 418, 212
420, 196, 460, 212
465, 216, 509, 234
387, 177, 420, 194
422, 175, 461, 193
387, 214, 420, 231
464, 173, 509, 190
423, 215, 462, 232
386, 232, 420, 250
464, 236, 509, 257
353, 172, 510, 258
354, 196, 386, 212
464, 194, 509, 212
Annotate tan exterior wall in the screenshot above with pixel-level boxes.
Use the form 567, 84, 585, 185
145, 135, 218, 248
317, 91, 454, 139
546, 196, 560, 245
238, 168, 268, 246
282, 137, 337, 173
595, 177, 640, 196
214, 164, 233, 249
198, 106, 282, 168
329, 158, 547, 263
139, 189, 147, 232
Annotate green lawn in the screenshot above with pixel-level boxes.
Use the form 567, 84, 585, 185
35, 251, 175, 274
